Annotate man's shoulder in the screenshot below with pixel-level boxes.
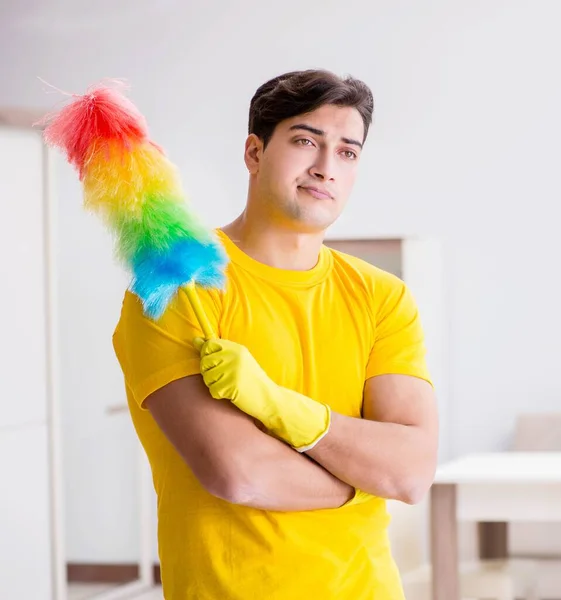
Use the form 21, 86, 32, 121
326, 246, 405, 293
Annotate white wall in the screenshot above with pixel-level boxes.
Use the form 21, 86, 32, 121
2, 0, 561, 563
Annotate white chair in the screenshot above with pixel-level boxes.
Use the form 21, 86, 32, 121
387, 499, 538, 600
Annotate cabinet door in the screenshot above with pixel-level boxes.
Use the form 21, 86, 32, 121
0, 128, 48, 428
0, 424, 53, 600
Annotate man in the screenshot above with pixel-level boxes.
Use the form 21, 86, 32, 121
113, 69, 438, 599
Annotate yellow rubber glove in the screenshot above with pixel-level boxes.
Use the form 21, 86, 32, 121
193, 338, 331, 452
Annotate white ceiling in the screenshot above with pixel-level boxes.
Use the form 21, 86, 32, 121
0, 0, 216, 34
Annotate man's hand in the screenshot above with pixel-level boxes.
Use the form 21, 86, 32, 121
193, 337, 272, 403
193, 337, 331, 452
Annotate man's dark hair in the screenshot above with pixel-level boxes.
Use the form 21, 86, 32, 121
248, 69, 374, 148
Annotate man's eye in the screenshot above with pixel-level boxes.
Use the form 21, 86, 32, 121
342, 150, 357, 160
297, 139, 313, 146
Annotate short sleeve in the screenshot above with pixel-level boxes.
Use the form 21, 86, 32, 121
112, 287, 221, 409
365, 277, 432, 386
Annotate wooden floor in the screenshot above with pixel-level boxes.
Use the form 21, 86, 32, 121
69, 563, 561, 600
68, 584, 163, 600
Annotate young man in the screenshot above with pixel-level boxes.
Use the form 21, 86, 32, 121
113, 69, 438, 599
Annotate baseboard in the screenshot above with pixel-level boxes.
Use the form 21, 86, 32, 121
67, 563, 161, 584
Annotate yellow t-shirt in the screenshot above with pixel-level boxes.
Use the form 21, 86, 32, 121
113, 229, 431, 600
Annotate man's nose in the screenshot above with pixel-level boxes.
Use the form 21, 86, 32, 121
309, 152, 335, 181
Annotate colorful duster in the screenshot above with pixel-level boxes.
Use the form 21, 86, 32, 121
39, 81, 227, 338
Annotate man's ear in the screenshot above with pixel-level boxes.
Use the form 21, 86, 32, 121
244, 134, 263, 175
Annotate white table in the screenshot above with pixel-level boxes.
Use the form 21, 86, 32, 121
430, 452, 561, 600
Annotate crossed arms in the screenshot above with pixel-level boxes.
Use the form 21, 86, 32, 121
146, 365, 438, 511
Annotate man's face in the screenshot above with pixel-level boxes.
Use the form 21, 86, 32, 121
245, 104, 365, 233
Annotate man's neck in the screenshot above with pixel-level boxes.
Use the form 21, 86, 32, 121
221, 213, 325, 272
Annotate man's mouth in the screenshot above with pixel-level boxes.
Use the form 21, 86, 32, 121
298, 186, 333, 200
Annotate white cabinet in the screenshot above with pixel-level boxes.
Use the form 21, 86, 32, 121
0, 123, 55, 600
0, 113, 154, 600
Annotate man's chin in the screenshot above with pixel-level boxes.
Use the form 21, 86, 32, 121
291, 211, 339, 234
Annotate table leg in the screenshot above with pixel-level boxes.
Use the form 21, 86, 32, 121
430, 483, 459, 600
478, 522, 508, 559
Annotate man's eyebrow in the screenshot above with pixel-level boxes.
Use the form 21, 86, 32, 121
289, 124, 324, 137
341, 136, 363, 149
289, 124, 363, 149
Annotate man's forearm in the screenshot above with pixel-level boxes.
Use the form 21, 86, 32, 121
225, 428, 354, 511
147, 374, 352, 513
306, 412, 437, 504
